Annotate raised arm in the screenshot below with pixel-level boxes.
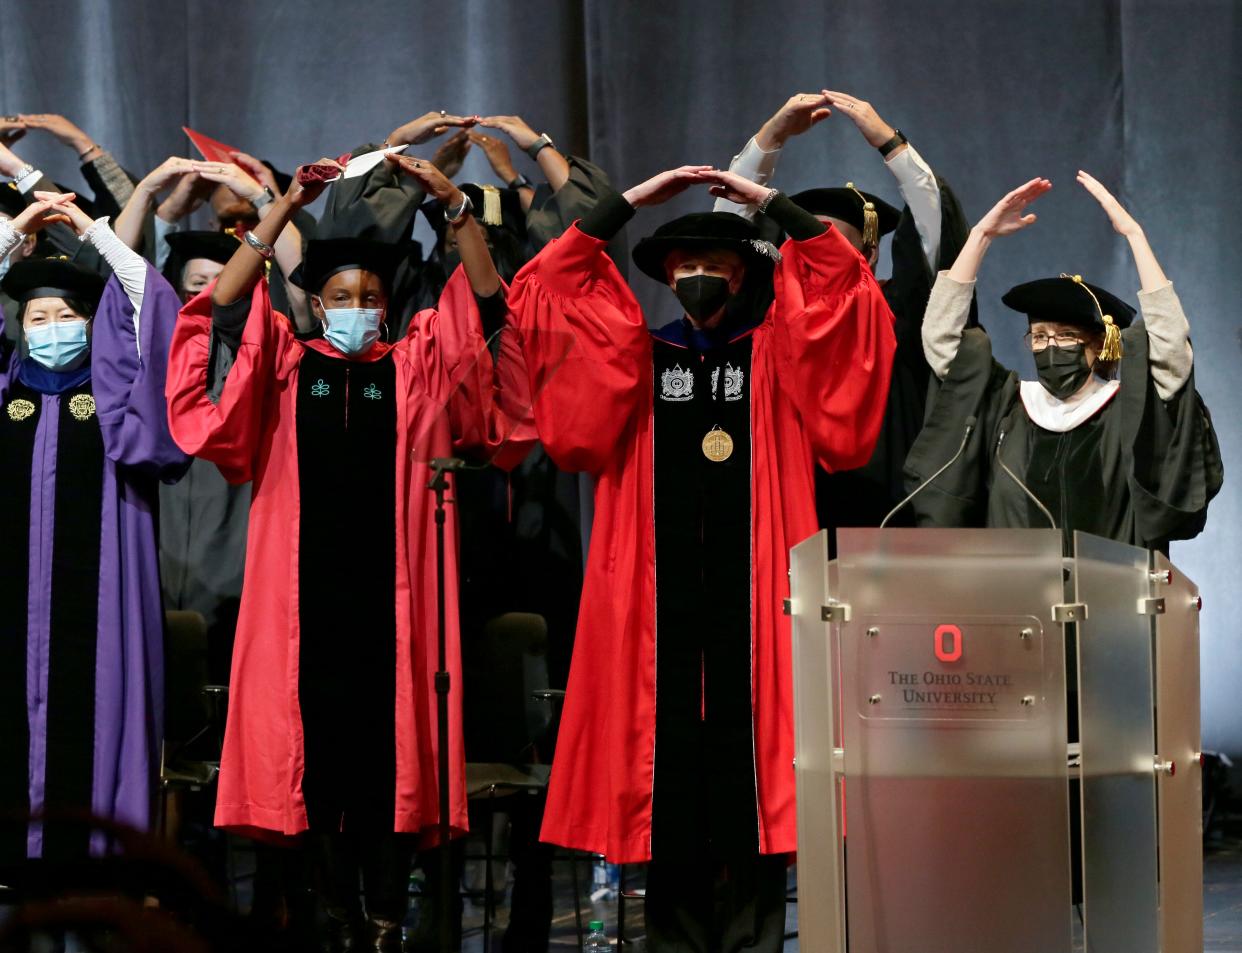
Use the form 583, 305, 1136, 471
822, 90, 942, 268
196, 154, 311, 330
387, 154, 501, 298
923, 178, 1051, 380
1077, 170, 1189, 399
713, 92, 832, 218
478, 115, 571, 196
112, 157, 200, 251
210, 157, 339, 307
19, 113, 135, 215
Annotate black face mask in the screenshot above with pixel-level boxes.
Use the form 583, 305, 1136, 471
442, 250, 462, 275
674, 275, 731, 323
1034, 343, 1093, 399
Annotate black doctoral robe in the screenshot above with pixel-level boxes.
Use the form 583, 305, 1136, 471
814, 174, 977, 547
903, 325, 1222, 553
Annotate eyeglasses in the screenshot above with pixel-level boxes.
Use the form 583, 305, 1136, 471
1024, 331, 1087, 352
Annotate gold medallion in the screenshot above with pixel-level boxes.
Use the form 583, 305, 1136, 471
6, 398, 35, 422
702, 426, 734, 463
69, 394, 96, 421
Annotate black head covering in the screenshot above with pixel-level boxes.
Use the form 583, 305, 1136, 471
631, 211, 781, 284
289, 238, 402, 295
1, 257, 106, 310
166, 230, 240, 267
1002, 276, 1136, 332
163, 230, 242, 293
420, 183, 527, 244
789, 187, 901, 238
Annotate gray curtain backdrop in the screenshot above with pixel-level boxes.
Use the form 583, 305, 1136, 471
2, 0, 1239, 747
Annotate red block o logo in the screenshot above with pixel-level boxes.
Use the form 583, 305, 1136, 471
934, 624, 963, 662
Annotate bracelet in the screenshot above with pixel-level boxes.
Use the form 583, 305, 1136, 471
243, 230, 275, 260
525, 133, 554, 160
78, 143, 101, 161
756, 188, 780, 214
11, 163, 35, 184
878, 128, 908, 158
508, 173, 534, 191
444, 191, 474, 226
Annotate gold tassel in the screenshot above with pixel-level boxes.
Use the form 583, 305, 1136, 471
480, 184, 503, 227
1060, 273, 1124, 360
846, 182, 879, 250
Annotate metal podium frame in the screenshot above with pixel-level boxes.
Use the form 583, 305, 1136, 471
789, 528, 1203, 953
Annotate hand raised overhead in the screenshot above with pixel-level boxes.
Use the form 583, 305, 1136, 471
386, 153, 462, 207
820, 90, 898, 149
973, 178, 1053, 239
622, 166, 715, 208
387, 111, 478, 148
756, 92, 833, 150
1076, 170, 1142, 238
285, 157, 347, 207
431, 131, 472, 179
31, 189, 94, 235
10, 191, 74, 234
701, 169, 774, 208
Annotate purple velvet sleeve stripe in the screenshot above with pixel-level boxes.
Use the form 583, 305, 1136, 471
91, 262, 191, 481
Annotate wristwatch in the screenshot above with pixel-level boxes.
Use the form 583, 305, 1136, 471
878, 129, 909, 158
525, 133, 555, 160
444, 191, 474, 226
252, 186, 276, 210
508, 173, 534, 191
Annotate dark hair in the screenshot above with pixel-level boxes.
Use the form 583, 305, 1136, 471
16, 296, 94, 324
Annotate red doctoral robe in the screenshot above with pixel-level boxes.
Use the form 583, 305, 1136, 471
509, 221, 896, 862
165, 269, 529, 840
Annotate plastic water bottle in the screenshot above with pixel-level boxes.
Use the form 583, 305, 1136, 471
584, 920, 610, 952
591, 858, 619, 901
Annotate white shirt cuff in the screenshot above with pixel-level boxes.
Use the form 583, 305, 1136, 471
83, 217, 149, 357
0, 217, 24, 262
714, 137, 782, 219
15, 167, 42, 194
885, 144, 942, 267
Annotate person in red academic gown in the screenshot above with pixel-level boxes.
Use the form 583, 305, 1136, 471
508, 165, 896, 952
165, 155, 530, 952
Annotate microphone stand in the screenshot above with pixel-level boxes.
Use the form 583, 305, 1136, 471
881, 416, 977, 528
428, 456, 464, 953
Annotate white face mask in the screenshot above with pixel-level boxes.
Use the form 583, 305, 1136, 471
317, 302, 384, 356
25, 318, 90, 370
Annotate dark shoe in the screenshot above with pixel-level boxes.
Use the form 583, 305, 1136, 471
365, 917, 405, 953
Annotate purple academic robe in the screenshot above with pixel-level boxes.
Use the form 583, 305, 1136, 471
0, 263, 188, 862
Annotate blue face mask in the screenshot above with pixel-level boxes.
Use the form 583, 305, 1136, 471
320, 305, 384, 356
25, 319, 90, 371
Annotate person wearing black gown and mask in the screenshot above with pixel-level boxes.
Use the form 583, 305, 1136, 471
905, 171, 1221, 552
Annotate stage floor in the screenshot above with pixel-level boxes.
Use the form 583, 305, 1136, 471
447, 830, 1242, 951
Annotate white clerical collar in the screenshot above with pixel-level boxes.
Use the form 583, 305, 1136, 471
1019, 374, 1120, 433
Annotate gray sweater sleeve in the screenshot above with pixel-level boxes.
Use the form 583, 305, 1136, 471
922, 271, 977, 380
1137, 281, 1193, 400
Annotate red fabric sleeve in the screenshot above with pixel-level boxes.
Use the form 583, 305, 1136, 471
165, 279, 292, 483
402, 268, 535, 470
506, 224, 650, 475
772, 225, 898, 472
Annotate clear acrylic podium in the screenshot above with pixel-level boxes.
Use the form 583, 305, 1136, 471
788, 528, 1202, 953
